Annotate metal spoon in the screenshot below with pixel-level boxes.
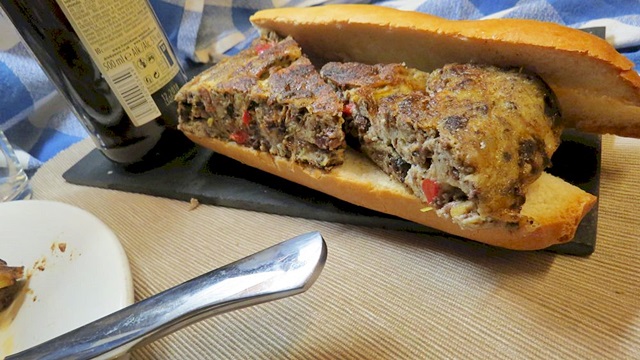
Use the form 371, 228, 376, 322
7, 231, 327, 360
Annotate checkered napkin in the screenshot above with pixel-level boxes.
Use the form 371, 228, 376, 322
0, 0, 638, 172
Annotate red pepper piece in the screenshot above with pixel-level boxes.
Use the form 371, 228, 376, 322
230, 130, 248, 145
255, 42, 273, 55
421, 178, 440, 204
342, 103, 356, 117
242, 110, 251, 126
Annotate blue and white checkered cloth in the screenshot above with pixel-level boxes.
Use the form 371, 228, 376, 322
1, 0, 639, 173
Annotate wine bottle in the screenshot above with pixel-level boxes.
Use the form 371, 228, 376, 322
0, 0, 192, 167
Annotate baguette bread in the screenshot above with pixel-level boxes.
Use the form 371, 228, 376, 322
186, 134, 596, 250
250, 5, 640, 138
176, 5, 617, 250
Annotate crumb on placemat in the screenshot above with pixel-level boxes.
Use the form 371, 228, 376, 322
189, 198, 200, 211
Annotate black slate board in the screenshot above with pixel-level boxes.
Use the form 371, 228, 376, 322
62, 129, 600, 256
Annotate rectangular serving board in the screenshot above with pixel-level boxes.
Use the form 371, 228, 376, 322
62, 129, 600, 256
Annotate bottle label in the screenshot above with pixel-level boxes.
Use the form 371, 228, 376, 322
55, 0, 180, 127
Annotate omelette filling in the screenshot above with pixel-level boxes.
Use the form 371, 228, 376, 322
175, 32, 563, 229
176, 33, 345, 169
321, 62, 562, 228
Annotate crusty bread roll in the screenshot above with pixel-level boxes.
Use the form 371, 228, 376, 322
186, 134, 596, 250
250, 5, 640, 138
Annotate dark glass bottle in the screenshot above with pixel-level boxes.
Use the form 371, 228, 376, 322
0, 0, 192, 167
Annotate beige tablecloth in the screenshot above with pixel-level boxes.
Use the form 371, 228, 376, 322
31, 136, 639, 359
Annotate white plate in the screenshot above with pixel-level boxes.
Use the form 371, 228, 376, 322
0, 200, 133, 357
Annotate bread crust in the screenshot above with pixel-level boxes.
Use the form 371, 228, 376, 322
185, 134, 596, 250
250, 4, 640, 138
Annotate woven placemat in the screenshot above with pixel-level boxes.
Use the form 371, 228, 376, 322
27, 136, 638, 359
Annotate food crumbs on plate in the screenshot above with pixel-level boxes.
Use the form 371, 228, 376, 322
0, 259, 25, 315
420, 207, 433, 212
32, 257, 46, 272
51, 242, 69, 256
189, 198, 200, 211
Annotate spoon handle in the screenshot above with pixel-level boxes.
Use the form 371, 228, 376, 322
7, 231, 327, 360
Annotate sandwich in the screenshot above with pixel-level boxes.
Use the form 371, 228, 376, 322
175, 5, 640, 250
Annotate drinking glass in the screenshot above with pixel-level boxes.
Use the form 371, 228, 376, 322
0, 129, 31, 201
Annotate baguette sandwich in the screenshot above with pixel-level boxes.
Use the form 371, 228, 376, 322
175, 5, 640, 250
